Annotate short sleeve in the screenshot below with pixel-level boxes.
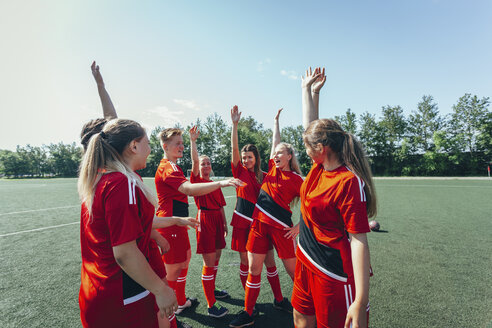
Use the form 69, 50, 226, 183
268, 159, 275, 172
337, 177, 370, 234
190, 172, 203, 183
104, 177, 143, 246
231, 162, 246, 178
163, 169, 187, 190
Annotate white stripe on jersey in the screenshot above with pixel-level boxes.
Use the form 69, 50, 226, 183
254, 203, 290, 228
128, 178, 133, 204
233, 210, 253, 222
170, 162, 179, 172
123, 290, 150, 305
298, 244, 348, 282
345, 166, 366, 203
131, 179, 136, 204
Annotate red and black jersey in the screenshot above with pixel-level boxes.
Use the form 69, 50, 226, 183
154, 158, 189, 220
230, 162, 266, 228
297, 164, 370, 283
190, 172, 226, 210
79, 172, 155, 311
253, 159, 304, 229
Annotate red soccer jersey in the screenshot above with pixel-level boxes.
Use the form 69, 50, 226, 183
154, 159, 189, 234
297, 164, 370, 283
253, 159, 304, 229
230, 162, 266, 228
79, 172, 156, 326
190, 172, 226, 210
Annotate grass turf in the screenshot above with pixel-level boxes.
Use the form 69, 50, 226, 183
0, 178, 491, 327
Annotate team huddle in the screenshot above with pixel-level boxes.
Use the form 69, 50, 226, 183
77, 63, 376, 328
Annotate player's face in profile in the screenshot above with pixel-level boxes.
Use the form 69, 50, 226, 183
305, 143, 324, 164
273, 145, 292, 170
133, 134, 151, 170
241, 151, 256, 171
165, 135, 184, 159
199, 157, 212, 176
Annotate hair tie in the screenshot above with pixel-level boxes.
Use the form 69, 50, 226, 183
100, 131, 107, 139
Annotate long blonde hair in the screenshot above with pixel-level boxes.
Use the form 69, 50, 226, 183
78, 119, 157, 216
276, 142, 302, 176
303, 119, 377, 217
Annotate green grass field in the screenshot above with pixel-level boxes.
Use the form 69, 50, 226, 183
0, 178, 491, 327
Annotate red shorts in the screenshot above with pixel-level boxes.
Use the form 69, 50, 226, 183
196, 209, 226, 254
291, 259, 369, 328
231, 226, 250, 253
148, 240, 166, 279
159, 226, 190, 264
246, 220, 296, 259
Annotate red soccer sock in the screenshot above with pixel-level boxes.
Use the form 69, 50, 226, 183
175, 268, 188, 306
239, 263, 249, 290
266, 266, 283, 302
168, 313, 177, 328
244, 274, 261, 315
202, 266, 216, 307
213, 259, 219, 280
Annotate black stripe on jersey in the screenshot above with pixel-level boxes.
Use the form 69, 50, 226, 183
122, 270, 147, 303
299, 216, 347, 280
235, 197, 255, 217
172, 200, 189, 217
256, 189, 293, 226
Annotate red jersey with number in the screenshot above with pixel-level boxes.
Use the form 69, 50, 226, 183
79, 172, 157, 327
253, 159, 304, 229
230, 162, 266, 229
190, 172, 226, 210
297, 164, 370, 283
155, 159, 189, 234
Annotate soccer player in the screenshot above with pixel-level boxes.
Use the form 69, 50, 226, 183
188, 126, 230, 318
78, 119, 177, 327
229, 105, 283, 302
155, 127, 243, 315
229, 108, 304, 328
291, 67, 376, 328
83, 61, 194, 328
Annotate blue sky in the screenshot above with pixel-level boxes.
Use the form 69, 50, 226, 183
0, 0, 491, 150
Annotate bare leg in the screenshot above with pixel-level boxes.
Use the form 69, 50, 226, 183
293, 309, 316, 328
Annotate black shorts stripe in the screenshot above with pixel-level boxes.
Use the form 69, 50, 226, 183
299, 216, 347, 279
256, 189, 293, 226
173, 200, 189, 217
235, 197, 255, 218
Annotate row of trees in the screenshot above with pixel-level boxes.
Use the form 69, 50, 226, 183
1, 93, 490, 178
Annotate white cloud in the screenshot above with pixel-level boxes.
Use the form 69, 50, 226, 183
173, 99, 201, 111
280, 70, 298, 80
257, 58, 271, 72
141, 106, 185, 131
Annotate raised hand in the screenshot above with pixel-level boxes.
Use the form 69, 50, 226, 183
301, 67, 322, 90
274, 108, 283, 121
189, 126, 200, 142
231, 105, 241, 124
312, 67, 326, 93
91, 61, 104, 86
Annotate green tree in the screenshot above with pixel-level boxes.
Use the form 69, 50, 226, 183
408, 95, 443, 152
334, 108, 357, 135
46, 143, 82, 177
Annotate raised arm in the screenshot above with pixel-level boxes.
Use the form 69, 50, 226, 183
231, 105, 242, 167
301, 67, 322, 129
270, 108, 283, 159
91, 61, 117, 120
189, 126, 200, 177
311, 67, 326, 114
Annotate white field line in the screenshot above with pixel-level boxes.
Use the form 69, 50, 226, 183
0, 205, 79, 216
0, 221, 79, 237
1, 197, 239, 237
